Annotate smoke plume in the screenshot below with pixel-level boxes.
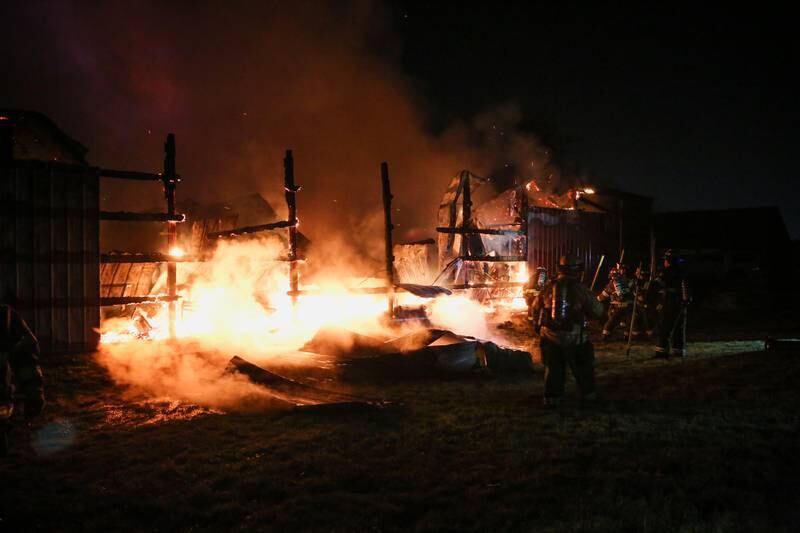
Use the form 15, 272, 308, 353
1, 0, 567, 251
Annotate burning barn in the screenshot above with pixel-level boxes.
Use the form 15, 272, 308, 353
1, 110, 304, 352
2, 109, 648, 362
430, 171, 653, 302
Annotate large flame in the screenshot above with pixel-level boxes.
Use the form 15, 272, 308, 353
96, 237, 532, 411
99, 237, 506, 353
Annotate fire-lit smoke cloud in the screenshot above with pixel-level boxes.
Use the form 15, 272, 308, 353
1, 0, 567, 251
4, 1, 540, 411
467, 103, 568, 192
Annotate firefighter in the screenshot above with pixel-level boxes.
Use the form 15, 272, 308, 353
597, 263, 634, 340
631, 265, 655, 337
1, 298, 45, 455
532, 254, 603, 406
524, 266, 547, 322
653, 250, 690, 358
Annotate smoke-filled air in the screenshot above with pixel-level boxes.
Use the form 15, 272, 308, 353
2, 0, 568, 243
2, 0, 551, 410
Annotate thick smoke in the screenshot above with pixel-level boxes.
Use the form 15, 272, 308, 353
468, 103, 569, 192
4, 2, 549, 410
1, 0, 567, 253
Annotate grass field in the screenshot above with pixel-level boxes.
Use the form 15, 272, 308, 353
2, 328, 799, 532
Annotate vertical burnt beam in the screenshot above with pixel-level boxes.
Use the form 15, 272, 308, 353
460, 171, 472, 284
618, 198, 624, 257
461, 171, 472, 227
519, 183, 529, 259
381, 162, 395, 318
0, 116, 13, 164
284, 150, 300, 305
649, 226, 657, 278
163, 133, 178, 338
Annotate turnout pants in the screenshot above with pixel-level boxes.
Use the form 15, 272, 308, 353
541, 338, 596, 400
1, 352, 12, 420
657, 302, 686, 356
635, 303, 653, 334
602, 304, 631, 337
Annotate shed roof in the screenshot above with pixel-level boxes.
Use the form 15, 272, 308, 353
0, 109, 88, 164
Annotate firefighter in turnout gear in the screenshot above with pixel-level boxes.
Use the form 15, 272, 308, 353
653, 250, 690, 358
1, 300, 45, 455
524, 266, 548, 323
632, 265, 655, 337
532, 254, 604, 406
597, 263, 634, 340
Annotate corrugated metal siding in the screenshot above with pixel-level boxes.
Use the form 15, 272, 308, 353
0, 160, 100, 353
100, 262, 160, 298
527, 207, 615, 276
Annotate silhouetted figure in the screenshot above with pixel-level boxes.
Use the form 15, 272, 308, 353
1, 296, 45, 455
653, 250, 690, 358
532, 254, 603, 406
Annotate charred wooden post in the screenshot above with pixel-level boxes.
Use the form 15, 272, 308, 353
461, 171, 472, 255
163, 134, 178, 338
519, 183, 529, 259
206, 219, 294, 239
649, 228, 657, 277
435, 227, 524, 236
0, 115, 13, 163
101, 252, 202, 263
100, 295, 181, 306
99, 211, 185, 222
460, 171, 473, 284
381, 162, 395, 317
618, 198, 625, 257
284, 150, 300, 305
99, 169, 164, 181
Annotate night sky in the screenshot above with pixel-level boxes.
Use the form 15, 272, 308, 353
2, 1, 797, 239
390, 2, 798, 236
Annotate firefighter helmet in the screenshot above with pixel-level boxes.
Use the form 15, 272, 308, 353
557, 254, 583, 274
609, 262, 628, 278
663, 249, 686, 266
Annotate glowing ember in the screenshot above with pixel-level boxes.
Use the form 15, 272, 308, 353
525, 180, 542, 192
169, 246, 185, 257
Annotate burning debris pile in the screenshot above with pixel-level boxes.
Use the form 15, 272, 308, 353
97, 233, 532, 412
94, 157, 613, 416
92, 147, 542, 415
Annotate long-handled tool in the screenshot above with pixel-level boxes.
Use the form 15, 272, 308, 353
590, 255, 605, 291
625, 262, 643, 360
669, 304, 689, 361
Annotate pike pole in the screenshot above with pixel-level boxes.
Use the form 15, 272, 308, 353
625, 262, 643, 360
590, 255, 605, 291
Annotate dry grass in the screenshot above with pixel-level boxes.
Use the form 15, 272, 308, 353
1, 330, 799, 532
